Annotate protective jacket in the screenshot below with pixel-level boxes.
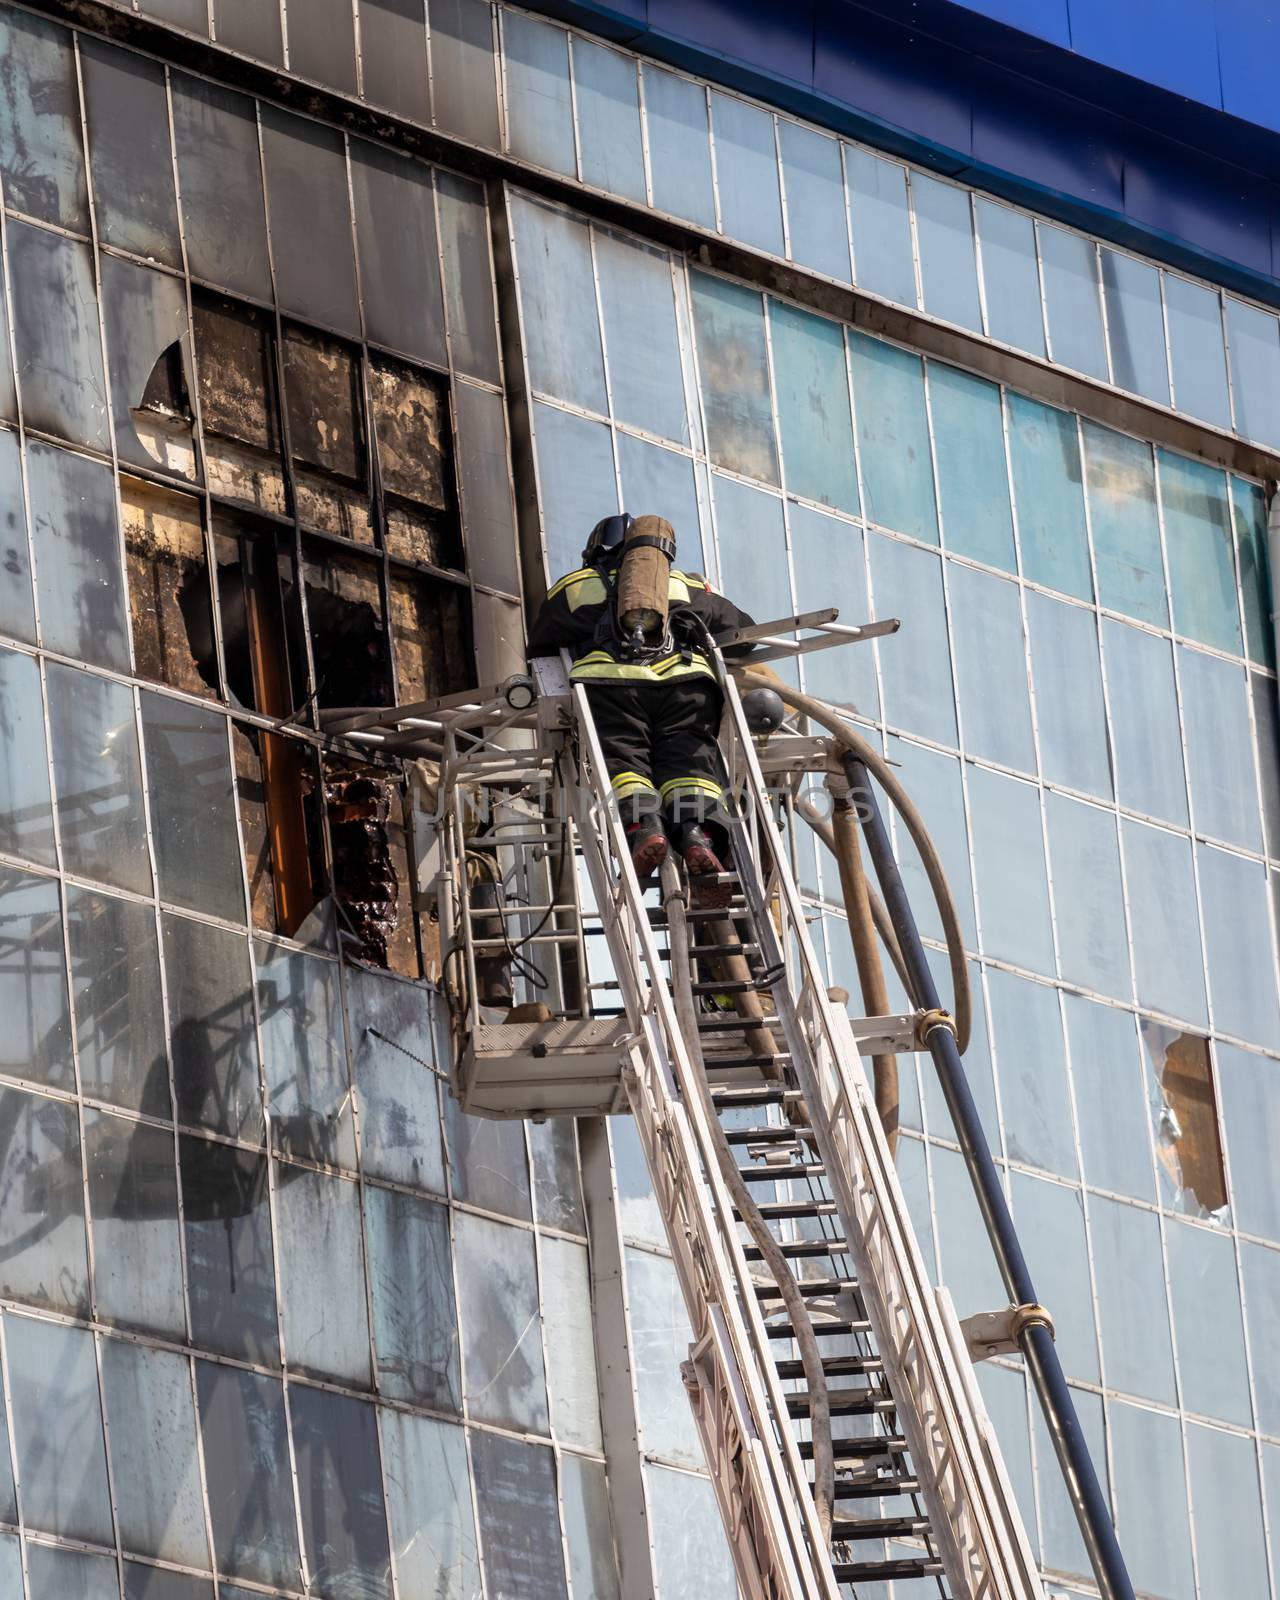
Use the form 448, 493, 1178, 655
526, 565, 754, 684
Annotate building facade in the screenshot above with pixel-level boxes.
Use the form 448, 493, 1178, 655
0, 2, 1277, 1598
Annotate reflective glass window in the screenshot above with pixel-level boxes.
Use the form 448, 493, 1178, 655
532, 403, 617, 580
0, 1084, 87, 1313
445, 1097, 532, 1219
358, 0, 430, 122
255, 941, 354, 1169
430, 0, 500, 149
0, 11, 88, 229
1198, 843, 1280, 1050
1226, 297, 1280, 447
987, 968, 1077, 1178
81, 39, 180, 266
455, 382, 520, 594
0, 867, 71, 1089
1039, 225, 1106, 379
976, 1364, 1035, 1543
67, 886, 168, 1118
276, 1164, 370, 1384
1064, 996, 1154, 1200
0, 255, 13, 423
1187, 1422, 1269, 1600
968, 765, 1054, 974
350, 141, 447, 368
6, 1314, 112, 1543
1159, 449, 1241, 655
1102, 620, 1187, 825
47, 663, 150, 895
365, 1184, 459, 1410
1082, 422, 1166, 627
1110, 1400, 1194, 1600
259, 107, 360, 337
1177, 646, 1262, 852
0, 432, 35, 644
1100, 251, 1170, 404
930, 364, 1014, 570
124, 1564, 213, 1600
595, 231, 688, 445
0, 1381, 13, 1524
213, 0, 282, 60
711, 93, 783, 256
290, 1385, 392, 1600
8, 221, 109, 453
1007, 394, 1091, 601
164, 915, 262, 1142
930, 1143, 1005, 1314
1045, 793, 1130, 1000
1217, 1042, 1280, 1242
975, 199, 1045, 357
471, 1431, 569, 1600
1165, 1218, 1251, 1425
141, 693, 244, 922
504, 12, 575, 175
1010, 1173, 1097, 1381
348, 968, 445, 1194
512, 197, 607, 414
708, 475, 788, 631
86, 1108, 184, 1337
437, 171, 502, 384
286, 0, 357, 92
868, 534, 955, 745
911, 173, 981, 333
846, 147, 916, 307
610, 1114, 663, 1247
562, 1453, 621, 1600
454, 1209, 549, 1433
380, 1411, 481, 1600
1088, 1193, 1176, 1402
571, 37, 645, 203
948, 564, 1034, 772
626, 1245, 701, 1464
1165, 274, 1230, 428
541, 1234, 603, 1451
1025, 593, 1111, 799
100, 255, 197, 481
1243, 1240, 1280, 1433
885, 737, 976, 948
643, 68, 715, 229
181, 1135, 278, 1365
1231, 476, 1275, 670
790, 506, 878, 717
1121, 820, 1207, 1026
100, 1339, 208, 1569
616, 436, 704, 572
779, 122, 850, 281
690, 273, 778, 485
768, 301, 857, 515
529, 1117, 585, 1234
849, 333, 937, 541
26, 1543, 119, 1600
1251, 672, 1280, 856
646, 1466, 735, 1600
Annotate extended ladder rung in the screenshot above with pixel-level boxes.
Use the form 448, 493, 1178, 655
697, 1013, 782, 1033
745, 1238, 847, 1261
709, 1051, 792, 1071
831, 1515, 932, 1542
723, 1125, 810, 1145
739, 1161, 825, 1181
689, 978, 768, 996
774, 1354, 883, 1380
756, 1275, 854, 1298
711, 1087, 804, 1109
747, 1198, 835, 1218
668, 940, 758, 956
798, 1436, 908, 1461
786, 1389, 895, 1418
766, 1318, 871, 1340
832, 1558, 945, 1583
832, 1475, 922, 1500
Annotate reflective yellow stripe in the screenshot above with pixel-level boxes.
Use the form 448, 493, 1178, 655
667, 576, 691, 603
570, 655, 717, 683
547, 567, 594, 600
675, 570, 708, 591
659, 776, 723, 800
565, 573, 608, 611
609, 771, 658, 799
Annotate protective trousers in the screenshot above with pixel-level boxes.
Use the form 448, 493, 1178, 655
585, 677, 724, 828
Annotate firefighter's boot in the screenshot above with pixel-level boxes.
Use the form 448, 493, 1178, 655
678, 821, 730, 908
626, 816, 668, 880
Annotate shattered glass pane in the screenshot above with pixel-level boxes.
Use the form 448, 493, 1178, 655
1139, 1020, 1227, 1218
275, 1162, 371, 1384
123, 479, 215, 698
164, 913, 262, 1142
260, 106, 360, 336
323, 758, 418, 974
380, 1411, 481, 1600
529, 1117, 585, 1233
365, 1184, 460, 1408
454, 1208, 549, 1433
289, 1385, 392, 1600
360, 0, 431, 121
101, 255, 196, 480
470, 1430, 568, 1600
0, 430, 35, 643
194, 297, 286, 516
305, 550, 386, 706
351, 141, 445, 364
181, 1134, 278, 1365
7, 222, 109, 452
255, 939, 355, 1168
171, 74, 272, 302
0, 10, 88, 229
80, 38, 181, 266
85, 1107, 185, 1337
0, 650, 54, 867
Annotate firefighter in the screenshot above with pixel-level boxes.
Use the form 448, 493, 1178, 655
526, 512, 756, 896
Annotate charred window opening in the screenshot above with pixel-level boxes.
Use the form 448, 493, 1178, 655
235, 727, 327, 942
121, 477, 215, 699
391, 572, 471, 703
323, 757, 419, 978
193, 293, 286, 516
302, 541, 390, 710
131, 338, 196, 474
101, 254, 197, 481
284, 324, 373, 542
369, 354, 461, 569
1141, 1021, 1229, 1220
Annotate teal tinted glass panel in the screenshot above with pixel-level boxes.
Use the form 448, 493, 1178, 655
779, 122, 850, 281
1217, 1042, 1280, 1242
947, 564, 1034, 772
1082, 422, 1165, 626
1090, 1193, 1177, 1403
1045, 793, 1130, 1001
1010, 1174, 1097, 1381
987, 967, 1077, 1178
975, 199, 1045, 357
1178, 646, 1262, 852
922, 954, 999, 1148
930, 365, 1014, 569
511, 197, 606, 414
643, 67, 715, 229
1102, 620, 1187, 824
1121, 820, 1207, 1027
1026, 593, 1111, 799
571, 37, 645, 203
1226, 296, 1280, 447
1188, 1423, 1269, 1600
1110, 1401, 1194, 1600
1165, 273, 1230, 427
503, 12, 574, 175
1159, 449, 1240, 654
1039, 225, 1106, 379
849, 332, 937, 541
1245, 1241, 1280, 1433
911, 172, 981, 333
846, 148, 916, 307
616, 434, 705, 573
1166, 1220, 1251, 1425
967, 766, 1054, 975
1231, 477, 1275, 669
1064, 996, 1154, 1200
867, 534, 955, 745
595, 231, 687, 445
931, 1144, 1005, 1313
1006, 394, 1091, 600
711, 93, 783, 256
1198, 843, 1280, 1050
885, 737, 976, 949
789, 505, 877, 717
690, 273, 778, 485
532, 402, 617, 579
709, 475, 787, 630
768, 301, 856, 514
1101, 250, 1170, 404
1253, 672, 1280, 857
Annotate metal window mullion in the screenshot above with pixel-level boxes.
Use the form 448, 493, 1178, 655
969, 189, 992, 342
772, 113, 792, 265
584, 222, 625, 516
1094, 241, 1117, 390
704, 84, 724, 238
565, 31, 587, 190
635, 63, 656, 213
902, 166, 925, 313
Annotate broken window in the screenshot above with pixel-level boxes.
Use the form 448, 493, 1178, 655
302, 541, 390, 709
122, 478, 215, 698
194, 294, 286, 516
283, 325, 373, 543
370, 354, 459, 567
102, 256, 197, 480
324, 755, 419, 977
1140, 1020, 1229, 1220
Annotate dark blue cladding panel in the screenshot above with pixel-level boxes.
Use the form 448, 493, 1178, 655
1123, 134, 1274, 278
967, 62, 1124, 212
1067, 0, 1221, 105
957, 0, 1071, 46
1216, 0, 1280, 134
648, 0, 816, 88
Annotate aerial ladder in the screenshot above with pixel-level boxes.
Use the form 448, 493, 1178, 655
320, 611, 1135, 1600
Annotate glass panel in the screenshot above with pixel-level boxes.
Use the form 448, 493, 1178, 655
181, 1135, 278, 1365
779, 122, 850, 281
646, 1466, 735, 1600
359, 0, 430, 121
1109, 1400, 1194, 1600
380, 1412, 481, 1600
284, 0, 357, 92
1188, 1422, 1269, 1599
987, 968, 1077, 1178
1007, 394, 1090, 601
711, 93, 782, 255
849, 332, 937, 541
512, 197, 607, 414
86, 1107, 184, 1336
365, 1183, 459, 1409
0, 432, 34, 645
1244, 1240, 1280, 1434
289, 1385, 392, 1600
1064, 996, 1154, 1199
124, 1564, 213, 1600
255, 940, 354, 1168
26, 1544, 119, 1600
790, 506, 877, 718
1025, 592, 1111, 799
689, 272, 778, 485
643, 67, 715, 229
1226, 297, 1280, 448
1039, 225, 1106, 378
8, 223, 110, 452
595, 231, 687, 445
1010, 1173, 1097, 1381
1143, 1020, 1227, 1219
615, 436, 703, 571
0, 11, 88, 228
562, 1454, 621, 1600
884, 737, 976, 947
867, 533, 955, 745
707, 475, 787, 633
436, 171, 501, 383
1102, 620, 1187, 824
471, 1431, 568, 1600
100, 1339, 208, 1568
947, 564, 1033, 771
0, 867, 70, 1089
610, 1114, 663, 1246
1253, 672, 1280, 857
528, 1117, 585, 1233
430, 0, 500, 148
930, 364, 1014, 570
930, 1143, 1005, 1314
67, 886, 168, 1117
47, 663, 150, 894
1165, 1218, 1251, 1424
100, 256, 196, 481
0, 251, 12, 423
454, 1209, 549, 1433
80, 39, 180, 266
164, 915, 262, 1142
846, 147, 916, 306
1165, 274, 1230, 427
348, 966, 445, 1194
0, 1380, 13, 1523
540, 1234, 602, 1451
925, 955, 999, 1151
968, 766, 1054, 974
212, 0, 282, 62
275, 1164, 370, 1384
1217, 1042, 1280, 1242
1232, 477, 1275, 670
976, 1364, 1035, 1544
1089, 1192, 1176, 1402
1198, 843, 1280, 1050
455, 381, 518, 594
911, 173, 981, 332
350, 141, 446, 367
504, 12, 574, 175
768, 301, 857, 514
1178, 646, 1262, 851
1102, 250, 1170, 404
445, 1098, 531, 1219
141, 693, 244, 922
1159, 449, 1241, 654
0, 1078, 87, 1313
975, 199, 1045, 356
1121, 820, 1207, 1026
259, 107, 359, 337
1045, 793, 1130, 1000
1082, 421, 1166, 626
625, 1246, 701, 1464
195, 1362, 300, 1589
572, 37, 645, 203
6, 1314, 111, 1542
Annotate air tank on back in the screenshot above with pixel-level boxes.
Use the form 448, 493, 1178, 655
616, 514, 676, 650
